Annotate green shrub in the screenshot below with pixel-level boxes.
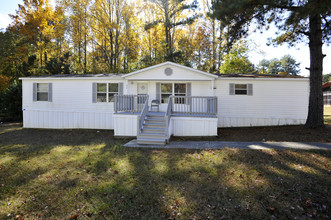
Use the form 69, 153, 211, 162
0, 81, 22, 122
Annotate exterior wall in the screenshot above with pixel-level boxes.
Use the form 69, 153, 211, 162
21, 71, 310, 131
214, 78, 309, 127
22, 78, 123, 129
113, 114, 138, 136
170, 117, 218, 136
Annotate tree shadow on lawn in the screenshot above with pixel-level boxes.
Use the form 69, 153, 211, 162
0, 126, 130, 156
1, 126, 330, 219
82, 146, 330, 219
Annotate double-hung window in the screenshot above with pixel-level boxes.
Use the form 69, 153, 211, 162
33, 83, 52, 102
160, 83, 189, 104
161, 83, 172, 104
97, 83, 107, 102
108, 83, 118, 102
235, 84, 248, 95
94, 83, 121, 103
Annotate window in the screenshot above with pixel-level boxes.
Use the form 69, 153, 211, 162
160, 83, 187, 104
33, 83, 51, 102
235, 84, 247, 95
174, 83, 186, 104
37, 83, 49, 101
108, 83, 118, 102
161, 83, 172, 103
229, 83, 253, 96
95, 83, 120, 103
97, 83, 107, 102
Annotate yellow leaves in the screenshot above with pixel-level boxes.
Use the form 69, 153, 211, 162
0, 75, 11, 92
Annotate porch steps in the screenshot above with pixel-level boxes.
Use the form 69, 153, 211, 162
137, 112, 168, 145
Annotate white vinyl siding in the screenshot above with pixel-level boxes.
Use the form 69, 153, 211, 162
23, 79, 124, 130
217, 79, 309, 127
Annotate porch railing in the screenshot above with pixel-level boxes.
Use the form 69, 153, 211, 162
169, 95, 217, 116
114, 94, 148, 113
137, 95, 149, 135
165, 96, 172, 142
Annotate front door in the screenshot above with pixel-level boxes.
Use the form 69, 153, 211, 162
137, 83, 148, 95
137, 83, 148, 105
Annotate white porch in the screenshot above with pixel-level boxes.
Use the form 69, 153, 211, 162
113, 94, 218, 144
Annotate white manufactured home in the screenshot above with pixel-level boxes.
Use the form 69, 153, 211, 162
20, 62, 309, 145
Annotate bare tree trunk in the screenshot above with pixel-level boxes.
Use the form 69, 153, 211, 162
44, 51, 47, 64
114, 0, 120, 73
305, 13, 324, 128
84, 5, 87, 74
163, 1, 171, 58
78, 20, 81, 65
40, 48, 43, 66
212, 18, 216, 72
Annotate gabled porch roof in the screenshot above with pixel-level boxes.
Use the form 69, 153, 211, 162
122, 61, 218, 81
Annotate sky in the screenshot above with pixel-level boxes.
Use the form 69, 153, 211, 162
0, 0, 330, 77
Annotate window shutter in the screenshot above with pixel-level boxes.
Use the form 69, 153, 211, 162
229, 83, 235, 95
186, 82, 191, 105
33, 83, 37, 101
247, 84, 253, 96
92, 83, 97, 103
186, 83, 191, 96
156, 83, 161, 101
118, 83, 124, 95
48, 83, 53, 102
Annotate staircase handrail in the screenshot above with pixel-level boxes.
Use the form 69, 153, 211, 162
165, 95, 173, 142
137, 95, 149, 135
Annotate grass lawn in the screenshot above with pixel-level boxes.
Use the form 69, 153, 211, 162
0, 124, 330, 219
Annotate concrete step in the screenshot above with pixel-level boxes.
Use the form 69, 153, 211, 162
137, 138, 166, 145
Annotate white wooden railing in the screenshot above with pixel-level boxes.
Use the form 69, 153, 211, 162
114, 94, 148, 113
165, 96, 172, 142
169, 95, 217, 116
137, 95, 149, 135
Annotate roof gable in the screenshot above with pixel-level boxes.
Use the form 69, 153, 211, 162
122, 62, 217, 81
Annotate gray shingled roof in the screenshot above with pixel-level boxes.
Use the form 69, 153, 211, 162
216, 73, 305, 78
20, 72, 306, 79
20, 73, 124, 79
